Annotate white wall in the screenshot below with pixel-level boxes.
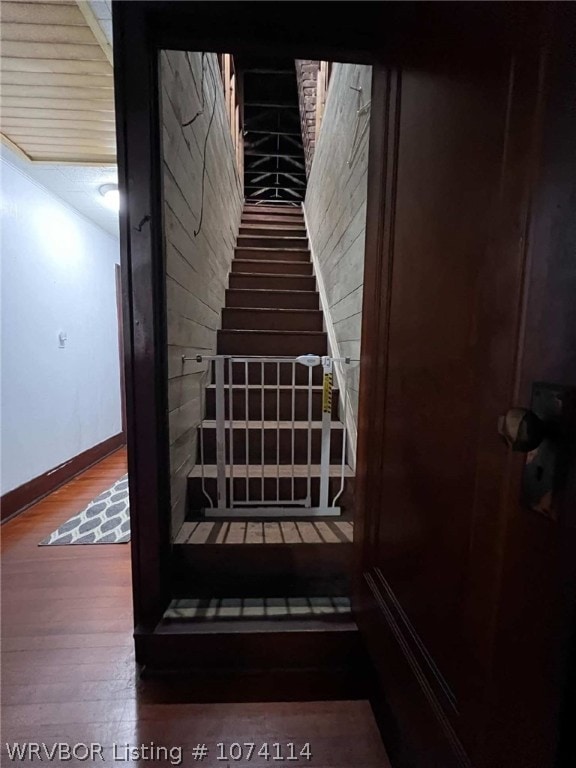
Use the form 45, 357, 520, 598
1, 158, 122, 495
161, 50, 243, 534
305, 63, 372, 443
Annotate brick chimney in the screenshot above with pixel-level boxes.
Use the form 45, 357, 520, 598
295, 60, 320, 177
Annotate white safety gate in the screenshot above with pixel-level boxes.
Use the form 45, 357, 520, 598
192, 354, 353, 518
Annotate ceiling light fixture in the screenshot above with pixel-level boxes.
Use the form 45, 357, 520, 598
99, 183, 120, 211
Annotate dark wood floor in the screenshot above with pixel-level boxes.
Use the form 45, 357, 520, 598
1, 448, 390, 767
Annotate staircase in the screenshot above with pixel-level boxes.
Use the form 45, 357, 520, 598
172, 203, 354, 599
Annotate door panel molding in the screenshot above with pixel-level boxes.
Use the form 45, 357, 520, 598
360, 569, 473, 768
373, 568, 458, 714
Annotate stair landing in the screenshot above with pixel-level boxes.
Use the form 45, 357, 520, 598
174, 520, 354, 545
162, 596, 353, 633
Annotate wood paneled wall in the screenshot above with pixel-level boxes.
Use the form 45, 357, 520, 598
304, 63, 371, 436
160, 50, 243, 534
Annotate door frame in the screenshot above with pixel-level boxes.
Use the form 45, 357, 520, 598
112, 0, 392, 634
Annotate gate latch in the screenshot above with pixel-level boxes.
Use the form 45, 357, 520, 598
296, 354, 321, 367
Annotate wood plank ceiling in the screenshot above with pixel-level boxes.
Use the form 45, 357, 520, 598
0, 0, 115, 165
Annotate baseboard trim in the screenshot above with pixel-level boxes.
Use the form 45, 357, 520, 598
1, 433, 125, 523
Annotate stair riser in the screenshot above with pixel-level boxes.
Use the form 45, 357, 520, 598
188, 476, 351, 511
199, 427, 344, 465
222, 308, 323, 332
231, 260, 312, 276
243, 206, 302, 217
239, 226, 307, 237
241, 214, 305, 225
229, 274, 316, 292
217, 330, 326, 356
214, 359, 324, 385
171, 542, 352, 599
136, 631, 363, 689
235, 248, 310, 262
205, 388, 339, 421
226, 289, 319, 310
237, 236, 308, 250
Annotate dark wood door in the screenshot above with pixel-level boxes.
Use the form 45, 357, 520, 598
356, 7, 576, 768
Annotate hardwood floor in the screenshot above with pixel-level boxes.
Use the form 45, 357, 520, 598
1, 448, 390, 767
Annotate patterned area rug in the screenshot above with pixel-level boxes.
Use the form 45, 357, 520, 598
39, 475, 130, 545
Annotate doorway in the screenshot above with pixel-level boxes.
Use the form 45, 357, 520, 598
160, 48, 370, 622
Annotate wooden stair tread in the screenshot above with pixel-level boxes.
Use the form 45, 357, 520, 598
164, 595, 352, 622
227, 287, 316, 293
240, 225, 307, 231
174, 520, 354, 545
224, 307, 321, 313
231, 271, 315, 279
224, 293, 319, 309
243, 207, 302, 212
200, 419, 344, 429
235, 246, 309, 252
241, 220, 305, 226
229, 276, 316, 291
204, 384, 338, 390
222, 307, 323, 331
236, 248, 310, 254
233, 259, 311, 266
189, 464, 354, 478
237, 236, 308, 242
239, 232, 307, 238
219, 328, 325, 336
157, 618, 356, 635
243, 207, 301, 213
